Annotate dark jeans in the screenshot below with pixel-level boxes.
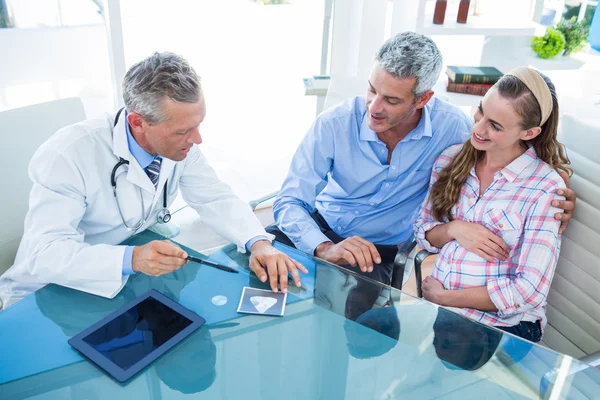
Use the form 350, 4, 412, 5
497, 320, 542, 343
266, 210, 398, 286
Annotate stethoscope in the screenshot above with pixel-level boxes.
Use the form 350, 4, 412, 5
110, 108, 171, 232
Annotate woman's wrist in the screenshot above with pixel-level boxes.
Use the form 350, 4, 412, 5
446, 220, 461, 241
437, 289, 451, 307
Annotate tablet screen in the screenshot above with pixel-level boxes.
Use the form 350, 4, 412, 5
81, 297, 193, 370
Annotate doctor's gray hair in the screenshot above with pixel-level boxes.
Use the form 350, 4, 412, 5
123, 52, 202, 124
375, 32, 443, 99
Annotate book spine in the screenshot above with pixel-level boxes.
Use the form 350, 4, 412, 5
447, 82, 493, 96
450, 74, 501, 84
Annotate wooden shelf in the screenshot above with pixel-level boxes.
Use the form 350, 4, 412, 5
418, 13, 546, 36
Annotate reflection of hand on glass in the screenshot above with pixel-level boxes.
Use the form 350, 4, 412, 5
137, 299, 192, 346
155, 327, 217, 394
35, 284, 133, 337
344, 306, 400, 359
432, 309, 502, 371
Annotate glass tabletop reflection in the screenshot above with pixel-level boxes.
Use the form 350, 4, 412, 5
0, 230, 599, 400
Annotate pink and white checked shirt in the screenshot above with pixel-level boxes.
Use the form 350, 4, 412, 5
414, 144, 565, 329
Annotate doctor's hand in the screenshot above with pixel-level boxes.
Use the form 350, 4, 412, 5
314, 237, 381, 273
132, 240, 188, 277
249, 240, 308, 293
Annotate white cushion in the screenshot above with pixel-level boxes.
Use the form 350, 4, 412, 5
0, 98, 86, 274
545, 113, 600, 357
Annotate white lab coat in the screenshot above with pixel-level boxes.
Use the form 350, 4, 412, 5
0, 110, 272, 306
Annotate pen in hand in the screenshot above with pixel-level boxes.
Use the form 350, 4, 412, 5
186, 255, 239, 274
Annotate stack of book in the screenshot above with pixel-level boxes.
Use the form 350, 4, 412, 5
445, 66, 503, 96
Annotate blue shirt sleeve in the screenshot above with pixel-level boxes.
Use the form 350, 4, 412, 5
454, 111, 473, 144
272, 116, 335, 255
122, 246, 135, 275
245, 235, 271, 252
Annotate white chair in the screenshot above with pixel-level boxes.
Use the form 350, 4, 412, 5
0, 98, 86, 275
518, 112, 600, 399
544, 113, 600, 362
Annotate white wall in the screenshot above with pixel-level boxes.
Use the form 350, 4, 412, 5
1, 1, 327, 203
0, 24, 114, 118
118, 0, 325, 202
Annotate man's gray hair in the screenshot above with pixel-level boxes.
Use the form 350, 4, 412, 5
122, 52, 202, 124
375, 32, 443, 99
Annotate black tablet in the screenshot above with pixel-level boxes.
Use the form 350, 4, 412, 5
68, 289, 205, 383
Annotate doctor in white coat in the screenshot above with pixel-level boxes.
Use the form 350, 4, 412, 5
0, 52, 307, 308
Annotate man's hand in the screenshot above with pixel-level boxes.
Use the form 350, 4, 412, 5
132, 240, 188, 276
422, 276, 446, 305
314, 236, 381, 273
554, 171, 576, 234
249, 240, 308, 293
448, 220, 510, 262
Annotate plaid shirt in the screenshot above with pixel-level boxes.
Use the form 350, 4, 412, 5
414, 144, 565, 329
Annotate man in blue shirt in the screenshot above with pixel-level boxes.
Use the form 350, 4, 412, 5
271, 32, 470, 285
271, 32, 575, 286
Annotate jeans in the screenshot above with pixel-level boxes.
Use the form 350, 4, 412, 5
497, 320, 543, 343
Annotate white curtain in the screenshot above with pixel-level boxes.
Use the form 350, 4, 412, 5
325, 0, 423, 111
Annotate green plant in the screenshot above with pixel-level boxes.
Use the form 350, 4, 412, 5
555, 17, 589, 55
531, 27, 566, 59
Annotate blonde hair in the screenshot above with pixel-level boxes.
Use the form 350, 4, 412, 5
429, 71, 572, 222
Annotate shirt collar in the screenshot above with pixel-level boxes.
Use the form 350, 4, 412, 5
125, 111, 158, 169
468, 146, 538, 183
408, 104, 433, 140
359, 102, 433, 143
499, 146, 538, 182
359, 113, 379, 142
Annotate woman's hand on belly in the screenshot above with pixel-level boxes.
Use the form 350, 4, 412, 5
448, 220, 510, 262
423, 275, 498, 312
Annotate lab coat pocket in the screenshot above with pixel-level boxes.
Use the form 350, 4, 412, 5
483, 208, 524, 249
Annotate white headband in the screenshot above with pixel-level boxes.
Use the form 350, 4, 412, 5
505, 67, 553, 126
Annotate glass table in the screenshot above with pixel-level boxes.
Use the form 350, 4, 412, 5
1, 230, 599, 399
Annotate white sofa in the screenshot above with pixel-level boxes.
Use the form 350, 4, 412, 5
0, 98, 86, 275
544, 112, 600, 359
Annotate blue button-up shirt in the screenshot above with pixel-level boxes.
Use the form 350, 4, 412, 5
273, 96, 472, 255
121, 115, 267, 275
